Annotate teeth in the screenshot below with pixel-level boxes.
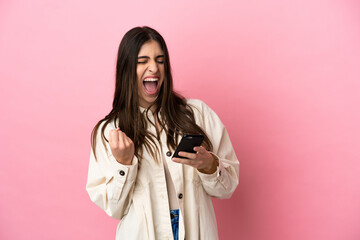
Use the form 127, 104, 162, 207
144, 78, 158, 82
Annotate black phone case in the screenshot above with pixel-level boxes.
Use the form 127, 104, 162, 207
172, 134, 204, 159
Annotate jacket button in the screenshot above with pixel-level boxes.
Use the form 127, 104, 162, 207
166, 151, 172, 157
119, 170, 125, 176
178, 193, 183, 199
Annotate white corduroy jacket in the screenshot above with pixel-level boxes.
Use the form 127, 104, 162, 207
86, 99, 239, 240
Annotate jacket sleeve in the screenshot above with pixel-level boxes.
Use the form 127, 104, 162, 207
196, 102, 240, 199
86, 123, 138, 220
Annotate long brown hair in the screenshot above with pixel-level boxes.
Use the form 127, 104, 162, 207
91, 26, 212, 162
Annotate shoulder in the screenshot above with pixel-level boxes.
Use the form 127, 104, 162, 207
187, 98, 225, 126
186, 98, 214, 116
185, 99, 221, 127
99, 118, 116, 130
95, 118, 117, 140
186, 99, 209, 111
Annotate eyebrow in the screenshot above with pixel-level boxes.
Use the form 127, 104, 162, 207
137, 55, 165, 59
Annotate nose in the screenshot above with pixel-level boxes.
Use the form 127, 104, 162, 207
148, 60, 158, 73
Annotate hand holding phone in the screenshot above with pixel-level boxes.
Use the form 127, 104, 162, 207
172, 134, 218, 174
172, 134, 204, 159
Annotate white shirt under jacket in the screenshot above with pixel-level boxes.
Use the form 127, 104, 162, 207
86, 99, 239, 240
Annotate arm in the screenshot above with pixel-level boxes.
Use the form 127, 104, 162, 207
86, 124, 138, 219
197, 105, 239, 199
172, 100, 239, 199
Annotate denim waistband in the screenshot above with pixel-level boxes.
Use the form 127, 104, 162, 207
170, 209, 179, 240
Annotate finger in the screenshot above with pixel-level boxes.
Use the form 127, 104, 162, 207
178, 151, 197, 160
118, 131, 126, 148
124, 134, 134, 147
109, 129, 117, 142
109, 129, 119, 148
172, 157, 195, 166
194, 146, 206, 153
109, 128, 120, 141
121, 131, 132, 143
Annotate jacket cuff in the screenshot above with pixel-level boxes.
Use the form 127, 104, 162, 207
110, 155, 138, 184
197, 152, 226, 183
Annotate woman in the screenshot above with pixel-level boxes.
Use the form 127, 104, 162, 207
86, 26, 239, 240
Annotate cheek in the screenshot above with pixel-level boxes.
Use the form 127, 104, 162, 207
136, 71, 142, 92
160, 65, 165, 77
136, 67, 144, 82
136, 67, 140, 79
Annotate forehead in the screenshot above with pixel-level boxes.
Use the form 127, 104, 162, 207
138, 40, 164, 56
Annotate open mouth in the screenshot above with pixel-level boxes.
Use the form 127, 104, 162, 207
143, 77, 159, 95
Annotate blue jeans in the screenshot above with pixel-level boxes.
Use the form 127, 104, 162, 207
170, 209, 179, 240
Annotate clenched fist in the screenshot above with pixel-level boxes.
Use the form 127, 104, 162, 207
109, 128, 135, 165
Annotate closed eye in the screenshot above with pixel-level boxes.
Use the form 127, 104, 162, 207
156, 55, 165, 63
137, 56, 149, 64
137, 60, 148, 64
137, 55, 165, 64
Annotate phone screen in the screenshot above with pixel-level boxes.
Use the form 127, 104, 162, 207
172, 134, 204, 159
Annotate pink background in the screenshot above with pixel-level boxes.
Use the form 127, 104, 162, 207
1, 0, 360, 239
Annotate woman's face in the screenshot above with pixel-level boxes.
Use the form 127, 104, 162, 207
136, 40, 165, 110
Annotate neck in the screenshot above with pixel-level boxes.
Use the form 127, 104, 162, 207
140, 103, 157, 114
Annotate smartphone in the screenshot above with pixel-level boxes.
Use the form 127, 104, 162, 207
172, 134, 204, 159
